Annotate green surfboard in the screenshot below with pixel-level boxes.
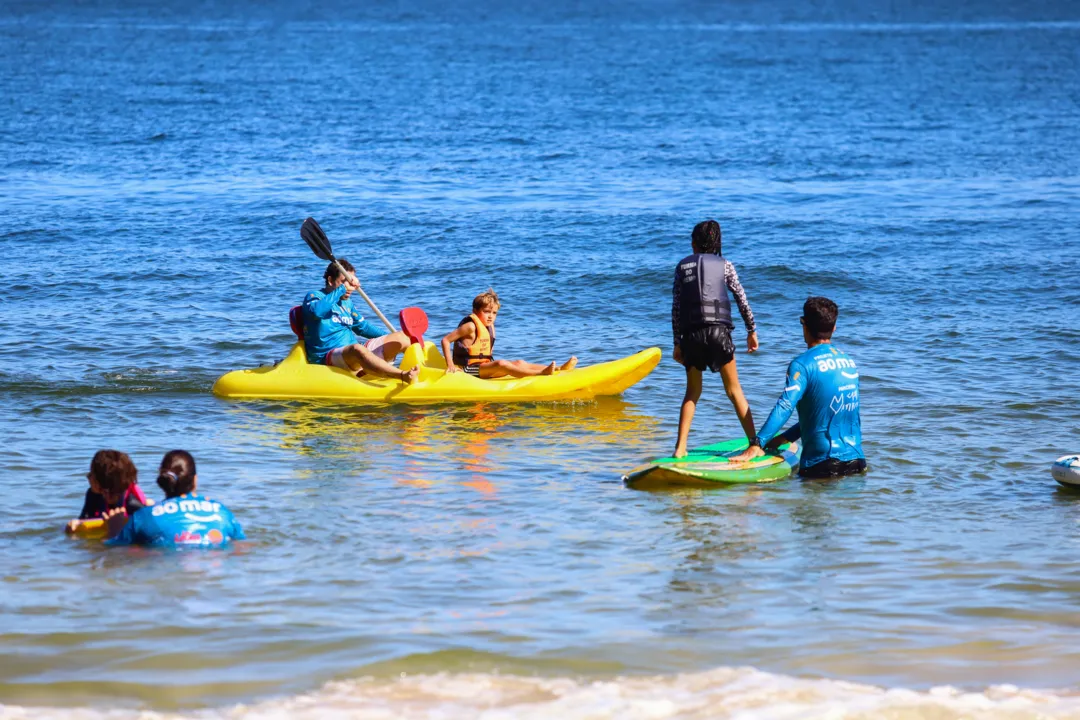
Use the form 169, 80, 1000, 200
623, 438, 800, 489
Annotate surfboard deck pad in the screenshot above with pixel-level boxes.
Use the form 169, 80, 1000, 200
623, 438, 800, 489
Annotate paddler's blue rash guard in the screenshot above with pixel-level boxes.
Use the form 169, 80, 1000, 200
302, 285, 383, 364
756, 344, 864, 469
105, 493, 244, 547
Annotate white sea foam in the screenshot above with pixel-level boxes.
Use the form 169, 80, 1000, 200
5, 668, 1080, 720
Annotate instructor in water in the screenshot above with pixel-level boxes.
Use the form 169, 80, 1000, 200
732, 296, 865, 478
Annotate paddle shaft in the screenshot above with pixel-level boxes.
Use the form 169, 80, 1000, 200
333, 259, 397, 333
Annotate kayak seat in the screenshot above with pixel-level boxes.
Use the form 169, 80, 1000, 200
289, 306, 304, 341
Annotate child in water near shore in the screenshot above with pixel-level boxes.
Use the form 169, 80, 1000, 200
672, 220, 759, 458
66, 450, 150, 534
441, 290, 577, 378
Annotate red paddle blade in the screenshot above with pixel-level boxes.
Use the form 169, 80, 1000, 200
399, 307, 428, 346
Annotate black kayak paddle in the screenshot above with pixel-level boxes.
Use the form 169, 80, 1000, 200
300, 217, 396, 332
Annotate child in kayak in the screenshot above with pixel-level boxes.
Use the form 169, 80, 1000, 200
104, 449, 244, 547
441, 290, 577, 378
672, 220, 759, 458
66, 450, 150, 534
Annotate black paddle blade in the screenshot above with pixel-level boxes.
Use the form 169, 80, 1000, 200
300, 217, 334, 261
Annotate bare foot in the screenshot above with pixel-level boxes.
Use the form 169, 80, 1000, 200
673, 446, 688, 459
400, 366, 420, 385
559, 356, 578, 371
541, 362, 556, 376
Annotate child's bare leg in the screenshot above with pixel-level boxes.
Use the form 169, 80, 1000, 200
674, 367, 703, 458
718, 357, 755, 442
478, 359, 553, 379
559, 356, 578, 371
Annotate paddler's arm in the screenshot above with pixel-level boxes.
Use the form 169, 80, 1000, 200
441, 324, 474, 374
352, 318, 383, 340
303, 285, 349, 318
734, 360, 806, 461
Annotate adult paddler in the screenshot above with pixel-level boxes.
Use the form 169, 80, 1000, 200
731, 296, 865, 478
302, 259, 419, 384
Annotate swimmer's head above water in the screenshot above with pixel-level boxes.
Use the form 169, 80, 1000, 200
89, 449, 138, 505
157, 449, 197, 499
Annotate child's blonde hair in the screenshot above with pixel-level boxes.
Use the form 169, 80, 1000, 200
472, 289, 500, 312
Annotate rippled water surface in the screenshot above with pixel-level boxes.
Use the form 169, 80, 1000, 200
2, 0, 1080, 717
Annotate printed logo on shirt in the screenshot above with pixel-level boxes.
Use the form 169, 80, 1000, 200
172, 528, 226, 545
829, 390, 860, 414
152, 499, 222, 517
815, 355, 857, 374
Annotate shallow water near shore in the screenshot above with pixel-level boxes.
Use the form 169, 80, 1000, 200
2, 0, 1080, 717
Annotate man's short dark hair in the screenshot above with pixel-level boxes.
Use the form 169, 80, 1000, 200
324, 258, 355, 281
803, 296, 838, 340
691, 220, 722, 254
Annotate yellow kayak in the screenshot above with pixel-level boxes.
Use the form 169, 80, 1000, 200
212, 341, 661, 404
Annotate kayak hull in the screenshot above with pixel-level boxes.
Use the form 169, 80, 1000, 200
623, 438, 800, 489
213, 342, 661, 404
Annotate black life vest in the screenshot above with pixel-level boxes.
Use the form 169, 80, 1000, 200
677, 253, 732, 332
452, 314, 496, 367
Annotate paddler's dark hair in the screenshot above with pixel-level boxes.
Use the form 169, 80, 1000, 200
691, 220, 722, 254
90, 450, 138, 495
157, 450, 196, 498
324, 258, 355, 282
803, 296, 839, 340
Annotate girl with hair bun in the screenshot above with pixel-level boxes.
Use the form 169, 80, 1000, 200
105, 450, 244, 547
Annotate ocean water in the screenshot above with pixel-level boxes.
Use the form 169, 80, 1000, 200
2, 0, 1080, 717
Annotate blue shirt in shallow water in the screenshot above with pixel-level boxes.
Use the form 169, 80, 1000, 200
105, 493, 244, 547
302, 285, 383, 364
756, 344, 864, 469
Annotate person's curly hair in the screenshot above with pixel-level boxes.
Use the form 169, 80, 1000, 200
803, 296, 839, 340
90, 450, 138, 495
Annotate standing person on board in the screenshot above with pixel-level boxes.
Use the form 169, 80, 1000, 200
672, 219, 759, 458
104, 450, 245, 547
731, 296, 865, 478
302, 259, 419, 384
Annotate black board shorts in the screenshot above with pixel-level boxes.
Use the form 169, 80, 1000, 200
800, 457, 867, 479
679, 325, 735, 372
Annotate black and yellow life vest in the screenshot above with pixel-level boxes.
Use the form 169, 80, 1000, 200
452, 314, 496, 367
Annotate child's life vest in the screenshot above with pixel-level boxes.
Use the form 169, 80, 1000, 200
677, 253, 733, 332
452, 314, 496, 367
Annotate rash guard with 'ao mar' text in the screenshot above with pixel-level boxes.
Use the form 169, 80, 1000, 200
756, 344, 864, 469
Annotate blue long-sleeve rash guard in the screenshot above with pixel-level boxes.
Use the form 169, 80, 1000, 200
302, 285, 383, 364
756, 344, 864, 469
105, 493, 244, 548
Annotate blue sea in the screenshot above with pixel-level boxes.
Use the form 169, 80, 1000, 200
2, 0, 1080, 717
